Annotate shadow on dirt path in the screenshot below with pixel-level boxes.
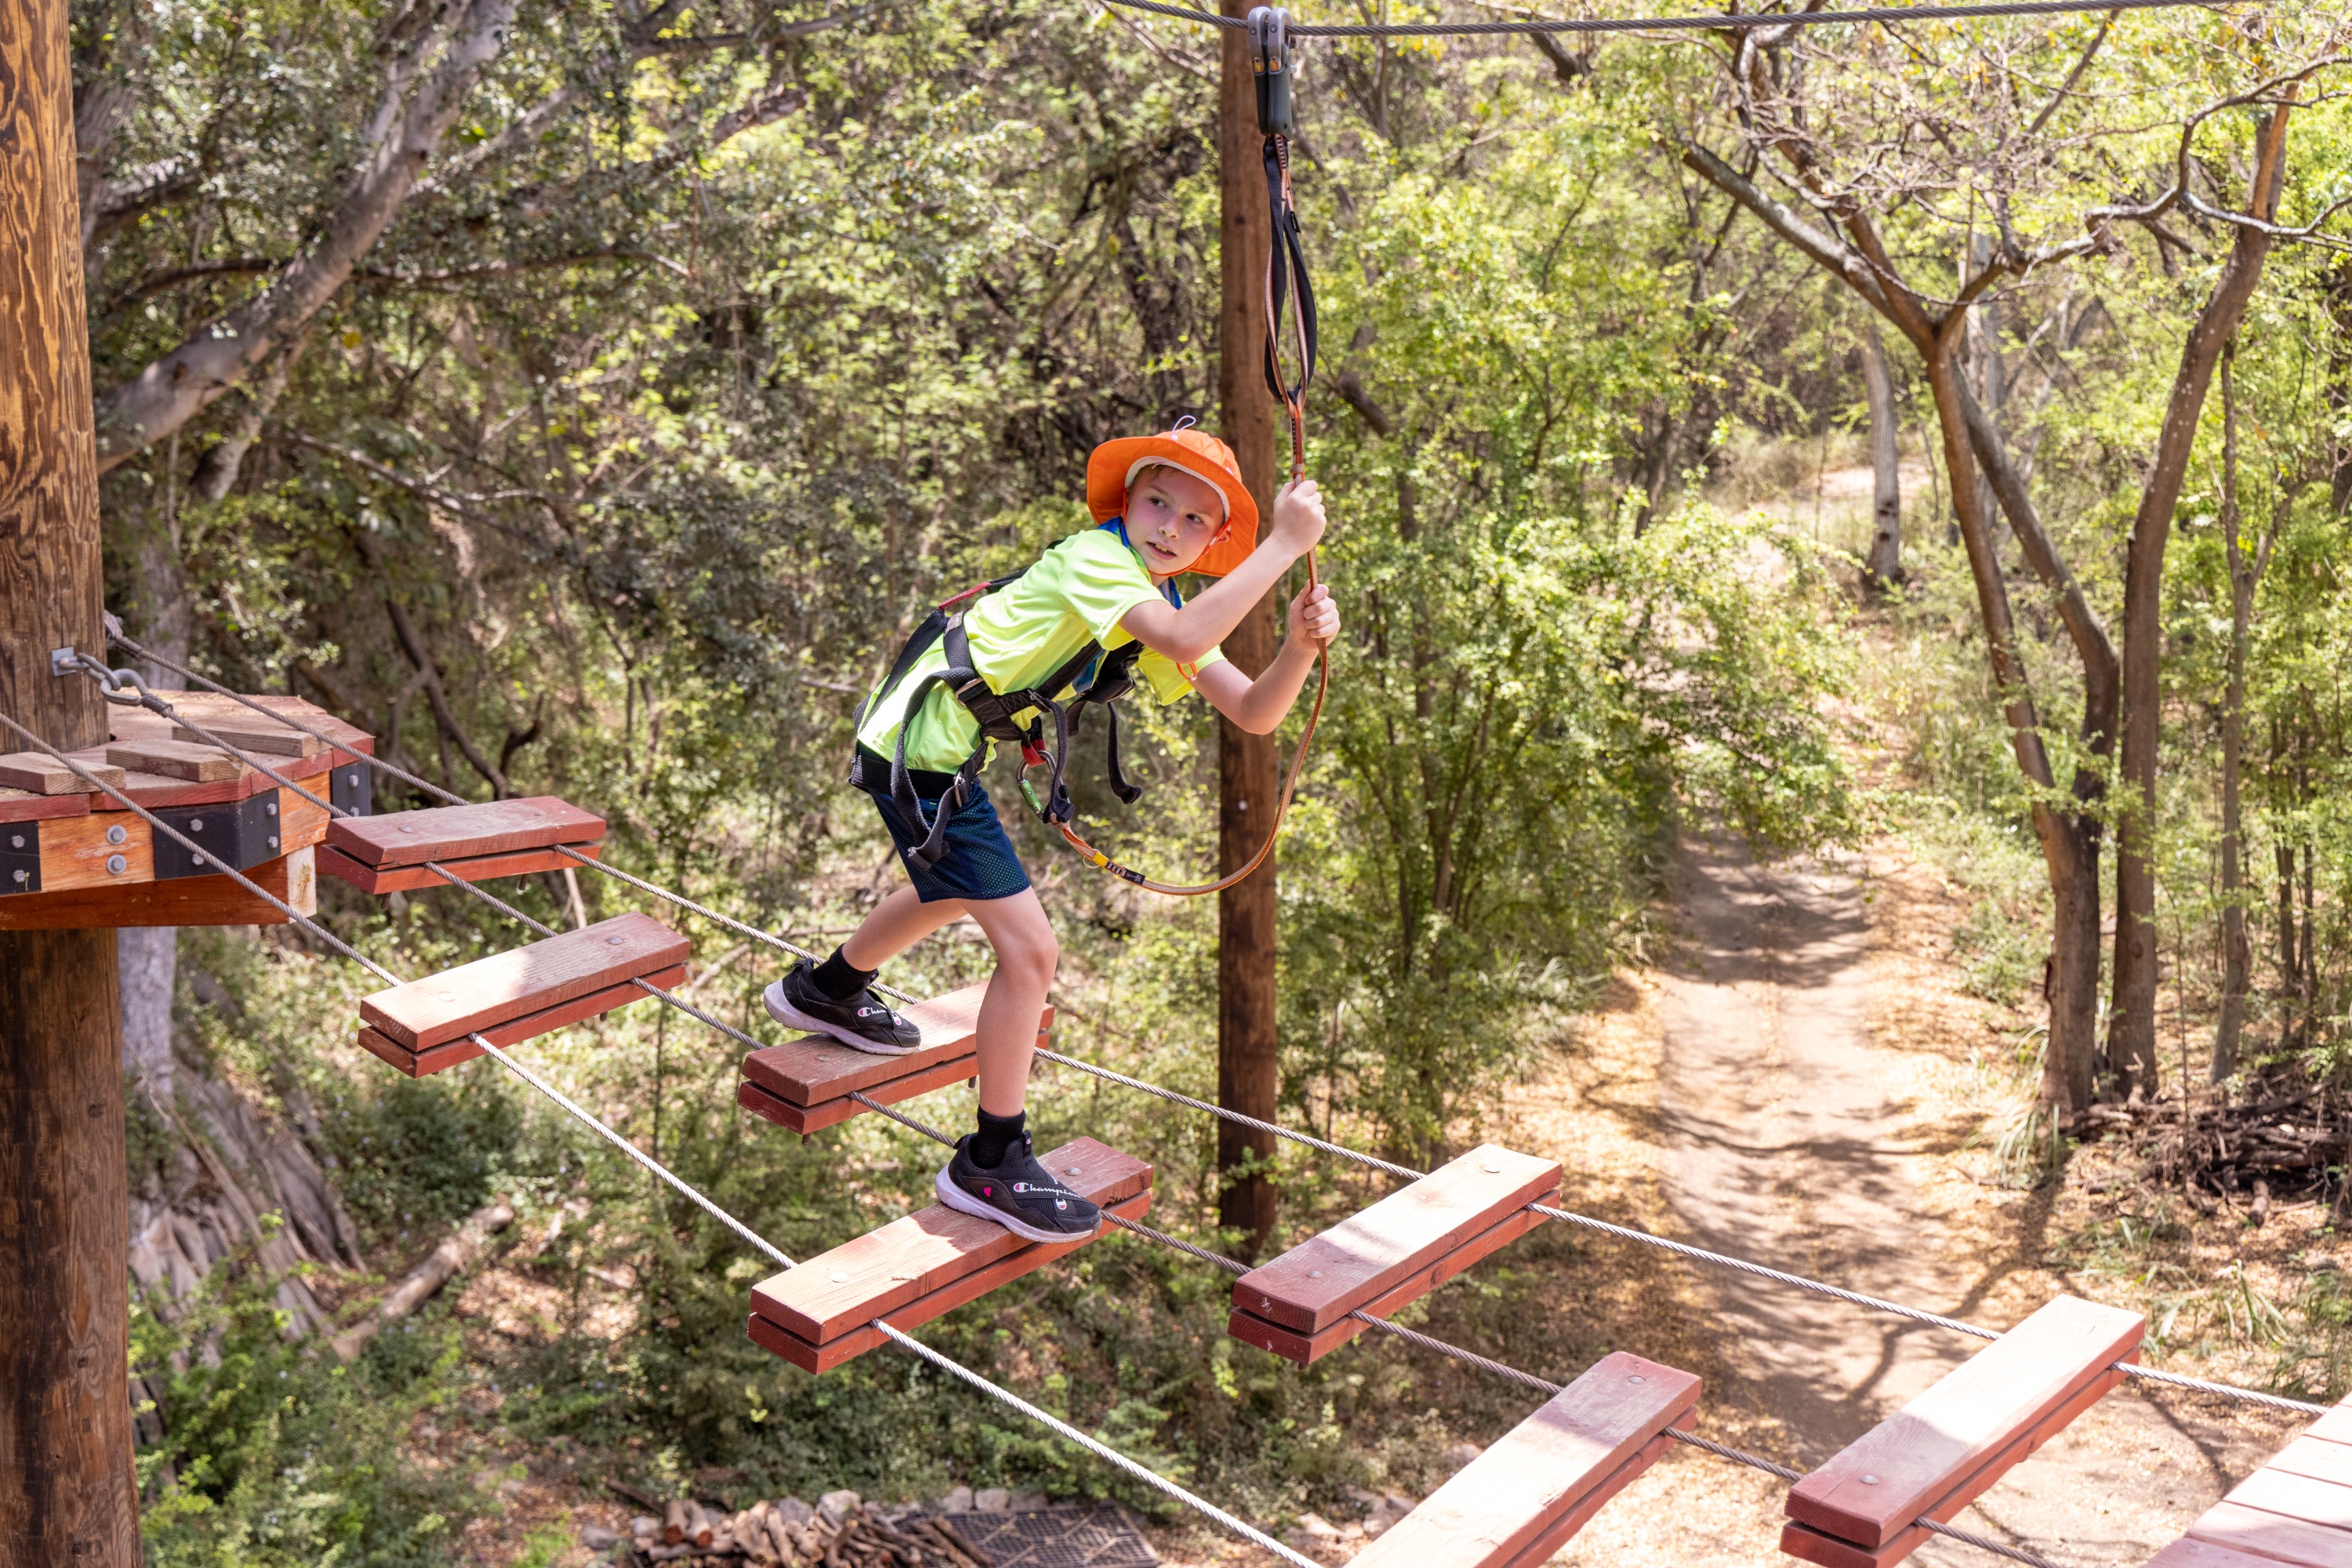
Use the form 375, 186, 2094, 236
1641, 831, 2296, 1566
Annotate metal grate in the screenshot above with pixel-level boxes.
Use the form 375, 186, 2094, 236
933, 1507, 1160, 1568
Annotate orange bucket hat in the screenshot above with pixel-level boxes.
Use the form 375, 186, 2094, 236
1086, 422, 1259, 579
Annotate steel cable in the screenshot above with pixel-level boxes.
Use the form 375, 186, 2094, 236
93, 634, 2334, 1418
1102, 0, 2255, 37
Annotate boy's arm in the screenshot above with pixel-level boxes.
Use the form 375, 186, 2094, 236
1194, 583, 1340, 736
1118, 480, 1327, 664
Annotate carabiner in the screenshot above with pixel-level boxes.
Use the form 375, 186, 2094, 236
1249, 7, 1294, 139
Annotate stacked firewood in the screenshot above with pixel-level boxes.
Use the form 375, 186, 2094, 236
623, 1497, 995, 1566
2082, 1091, 2347, 1210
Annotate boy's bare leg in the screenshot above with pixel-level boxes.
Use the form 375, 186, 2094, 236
956, 888, 1058, 1117
840, 884, 966, 971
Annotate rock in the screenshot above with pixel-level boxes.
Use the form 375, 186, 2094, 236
1339, 1523, 1367, 1544
1286, 1512, 1342, 1550
583, 1524, 625, 1548
631, 1517, 660, 1540
1008, 1491, 1048, 1512
941, 1486, 975, 1515
1444, 1443, 1482, 1468
818, 1491, 862, 1526
975, 1488, 1011, 1514
778, 1497, 816, 1525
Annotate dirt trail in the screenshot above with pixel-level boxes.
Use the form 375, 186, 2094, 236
1536, 831, 2299, 1567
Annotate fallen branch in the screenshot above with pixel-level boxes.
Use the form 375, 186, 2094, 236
332, 1200, 514, 1363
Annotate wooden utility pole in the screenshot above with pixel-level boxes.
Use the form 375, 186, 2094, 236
1215, 0, 1282, 1258
0, 0, 142, 1552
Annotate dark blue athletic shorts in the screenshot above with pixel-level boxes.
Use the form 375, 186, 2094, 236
853, 747, 1033, 904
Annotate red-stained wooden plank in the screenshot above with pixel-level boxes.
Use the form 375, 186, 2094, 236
737, 1053, 978, 1136
1786, 1295, 2144, 1552
2274, 1439, 2352, 1491
360, 913, 689, 1050
318, 840, 601, 894
93, 748, 335, 809
0, 847, 318, 931
2228, 1472, 2352, 1533
2188, 1501, 2352, 1567
740, 982, 1036, 1106
325, 797, 605, 868
2307, 1403, 2352, 1450
357, 964, 684, 1077
1489, 1432, 1677, 1568
749, 1138, 1152, 1348
1229, 1205, 1551, 1365
746, 1185, 1157, 1375
0, 788, 91, 824
1780, 1352, 2127, 1568
169, 720, 323, 757
0, 751, 125, 793
2140, 1539, 2306, 1568
1232, 1145, 1560, 1334
1344, 1352, 1699, 1568
104, 738, 245, 782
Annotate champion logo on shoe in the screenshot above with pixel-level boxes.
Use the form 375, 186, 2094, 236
857, 1007, 874, 1018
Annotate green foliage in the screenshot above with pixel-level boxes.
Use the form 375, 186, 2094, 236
318, 1074, 522, 1250
133, 1253, 477, 1566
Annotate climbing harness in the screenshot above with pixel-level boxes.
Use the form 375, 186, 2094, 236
868, 6, 1330, 897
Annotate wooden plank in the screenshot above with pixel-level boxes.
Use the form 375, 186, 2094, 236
740, 981, 1036, 1106
1345, 1352, 1700, 1568
749, 1138, 1152, 1346
325, 797, 605, 869
0, 847, 317, 931
104, 738, 245, 782
94, 747, 334, 810
2274, 1439, 2352, 1491
1232, 1145, 1562, 1334
1229, 1205, 1551, 1365
0, 788, 89, 824
1778, 1363, 2125, 1568
2229, 1472, 2352, 1533
169, 691, 374, 756
2189, 1501, 2352, 1567
1786, 1295, 2145, 1551
1490, 1432, 1677, 1568
357, 964, 684, 1076
318, 840, 601, 894
2141, 1539, 2309, 1568
170, 720, 323, 757
359, 913, 689, 1050
746, 1185, 1157, 1375
737, 1051, 979, 1136
0, 751, 124, 794
2307, 1405, 2352, 1450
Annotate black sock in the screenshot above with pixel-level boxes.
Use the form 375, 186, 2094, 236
971, 1109, 1026, 1169
811, 946, 877, 1002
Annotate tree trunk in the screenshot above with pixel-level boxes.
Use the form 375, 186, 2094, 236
2107, 105, 2294, 1102
2215, 346, 2255, 1083
0, 0, 140, 1545
1861, 320, 1902, 586
1215, 0, 1281, 1259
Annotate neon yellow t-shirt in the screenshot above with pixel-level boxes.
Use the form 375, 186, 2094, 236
857, 527, 1225, 774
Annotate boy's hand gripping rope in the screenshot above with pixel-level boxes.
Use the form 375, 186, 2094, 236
1047, 5, 1330, 897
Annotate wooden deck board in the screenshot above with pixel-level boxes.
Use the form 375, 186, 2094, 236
1232, 1145, 1562, 1334
325, 797, 605, 869
359, 913, 689, 1050
737, 1053, 979, 1136
318, 840, 600, 894
2188, 1501, 2352, 1567
1343, 1352, 1699, 1568
357, 963, 684, 1076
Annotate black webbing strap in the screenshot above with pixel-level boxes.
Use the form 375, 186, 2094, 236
1252, 6, 1317, 461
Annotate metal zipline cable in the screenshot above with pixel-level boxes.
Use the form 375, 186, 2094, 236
0, 703, 1324, 1568
97, 632, 2335, 1420
1101, 0, 2257, 37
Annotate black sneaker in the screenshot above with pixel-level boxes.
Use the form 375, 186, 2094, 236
935, 1134, 1102, 1243
762, 959, 921, 1055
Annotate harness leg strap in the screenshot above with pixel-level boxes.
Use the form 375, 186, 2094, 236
1102, 702, 1143, 806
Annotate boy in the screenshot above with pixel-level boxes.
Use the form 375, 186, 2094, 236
765, 423, 1340, 1242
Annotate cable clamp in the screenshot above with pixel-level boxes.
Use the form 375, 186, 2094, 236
51, 647, 176, 715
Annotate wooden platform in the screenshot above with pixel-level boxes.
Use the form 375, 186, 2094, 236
320, 796, 606, 893
746, 1137, 1151, 1374
1781, 1295, 2146, 1568
0, 694, 370, 929
1228, 1144, 1560, 1364
357, 913, 689, 1073
1346, 1352, 1699, 1568
736, 981, 1047, 1135
2140, 1399, 2352, 1566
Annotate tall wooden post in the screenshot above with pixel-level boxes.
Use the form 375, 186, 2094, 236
1216, 0, 1281, 1258
0, 0, 142, 1553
